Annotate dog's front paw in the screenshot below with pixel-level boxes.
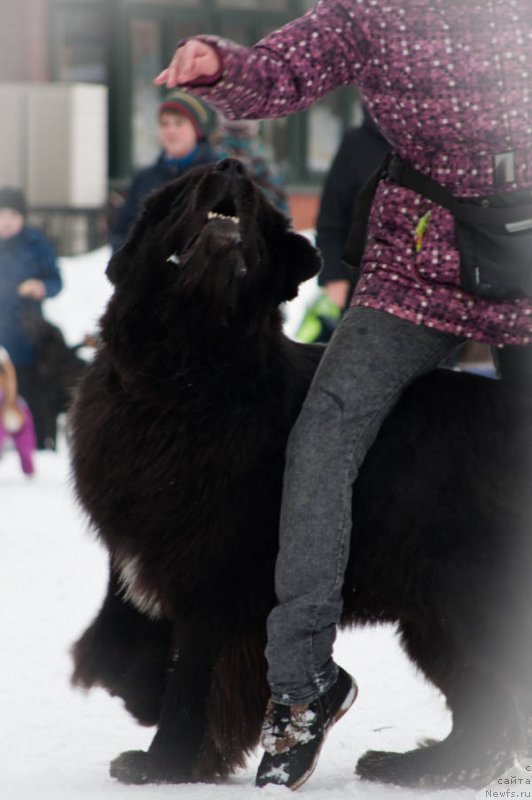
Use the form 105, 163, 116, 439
110, 750, 153, 784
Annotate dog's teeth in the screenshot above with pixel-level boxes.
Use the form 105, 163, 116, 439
207, 211, 240, 224
166, 253, 180, 265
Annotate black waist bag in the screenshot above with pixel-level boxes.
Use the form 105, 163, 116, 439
343, 153, 532, 301
454, 201, 532, 300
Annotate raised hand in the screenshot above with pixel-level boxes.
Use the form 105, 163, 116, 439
154, 39, 221, 89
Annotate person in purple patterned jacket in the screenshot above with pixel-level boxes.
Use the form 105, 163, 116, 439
155, 1, 532, 788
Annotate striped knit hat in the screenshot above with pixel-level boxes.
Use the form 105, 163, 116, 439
159, 90, 210, 140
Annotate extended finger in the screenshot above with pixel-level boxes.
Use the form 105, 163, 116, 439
154, 68, 169, 86
154, 50, 182, 88
168, 48, 190, 87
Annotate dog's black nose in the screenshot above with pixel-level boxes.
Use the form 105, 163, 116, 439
215, 158, 247, 178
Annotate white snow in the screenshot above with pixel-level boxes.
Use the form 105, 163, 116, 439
0, 247, 476, 800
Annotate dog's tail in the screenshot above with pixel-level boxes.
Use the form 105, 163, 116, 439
199, 627, 269, 777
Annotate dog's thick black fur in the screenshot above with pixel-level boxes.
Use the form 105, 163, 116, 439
69, 158, 532, 790
22, 313, 86, 447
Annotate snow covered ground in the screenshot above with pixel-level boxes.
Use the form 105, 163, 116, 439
1, 247, 479, 800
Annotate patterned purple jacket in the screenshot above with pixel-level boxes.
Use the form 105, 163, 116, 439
184, 0, 532, 345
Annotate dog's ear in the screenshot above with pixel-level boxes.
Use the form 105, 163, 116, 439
105, 217, 145, 286
105, 248, 130, 286
280, 232, 323, 302
106, 183, 179, 286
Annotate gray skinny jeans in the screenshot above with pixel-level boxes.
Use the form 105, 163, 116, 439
266, 306, 464, 705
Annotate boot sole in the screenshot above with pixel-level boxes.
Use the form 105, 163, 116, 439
289, 678, 358, 791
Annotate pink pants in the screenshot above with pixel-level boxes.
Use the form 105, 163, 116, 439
0, 398, 36, 475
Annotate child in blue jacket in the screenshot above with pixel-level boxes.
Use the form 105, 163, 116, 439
0, 187, 62, 448
110, 91, 218, 252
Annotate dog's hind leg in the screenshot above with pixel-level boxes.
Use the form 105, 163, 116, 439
109, 618, 219, 785
357, 620, 523, 788
357, 671, 522, 788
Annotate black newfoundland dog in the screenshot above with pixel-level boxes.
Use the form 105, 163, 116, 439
69, 158, 532, 790
22, 313, 86, 448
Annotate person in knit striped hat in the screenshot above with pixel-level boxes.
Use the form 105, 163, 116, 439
110, 90, 218, 252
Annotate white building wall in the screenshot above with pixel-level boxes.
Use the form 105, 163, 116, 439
0, 82, 107, 209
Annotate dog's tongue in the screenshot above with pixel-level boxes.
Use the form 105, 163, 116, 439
202, 216, 242, 250
206, 214, 241, 239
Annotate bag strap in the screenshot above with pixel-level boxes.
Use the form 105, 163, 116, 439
342, 151, 532, 271
386, 155, 457, 211
385, 154, 532, 227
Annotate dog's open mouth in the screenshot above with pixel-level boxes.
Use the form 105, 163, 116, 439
166, 172, 256, 279
166, 207, 243, 271
204, 193, 241, 239
207, 211, 239, 224
205, 205, 241, 240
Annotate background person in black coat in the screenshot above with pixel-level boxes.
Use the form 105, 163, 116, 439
297, 112, 391, 343
110, 91, 219, 252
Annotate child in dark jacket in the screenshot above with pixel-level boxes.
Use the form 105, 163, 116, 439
110, 91, 219, 252
0, 187, 62, 449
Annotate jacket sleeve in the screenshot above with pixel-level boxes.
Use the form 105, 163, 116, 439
34, 231, 62, 299
182, 0, 372, 120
